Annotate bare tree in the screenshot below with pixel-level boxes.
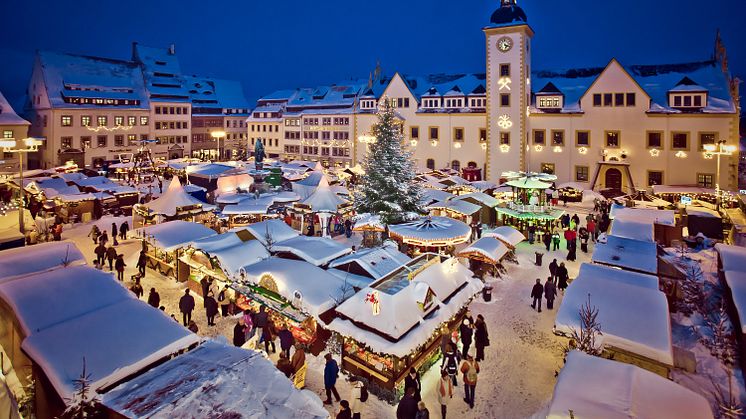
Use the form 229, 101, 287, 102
710, 369, 743, 419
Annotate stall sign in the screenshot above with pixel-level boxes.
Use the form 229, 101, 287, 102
680, 196, 693, 206
365, 290, 380, 316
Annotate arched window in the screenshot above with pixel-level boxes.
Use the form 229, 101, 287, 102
451, 160, 461, 172
467, 161, 477, 168
426, 158, 435, 170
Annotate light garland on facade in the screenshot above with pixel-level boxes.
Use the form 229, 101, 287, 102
480, 142, 487, 151
500, 144, 510, 153
410, 139, 418, 147
703, 152, 714, 159
498, 77, 511, 91
649, 148, 660, 157
86, 124, 134, 133
357, 135, 375, 144
553, 146, 563, 153
301, 139, 352, 148
430, 140, 438, 147
453, 142, 462, 149
578, 147, 588, 154
534, 145, 543, 152
675, 150, 687, 158
497, 115, 513, 129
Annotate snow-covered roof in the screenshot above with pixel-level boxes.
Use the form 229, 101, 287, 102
555, 263, 672, 365
187, 163, 239, 179
456, 237, 510, 264
101, 339, 328, 419
215, 173, 253, 196
142, 177, 215, 216
0, 241, 85, 281
388, 216, 471, 246
300, 174, 348, 212
548, 351, 713, 419
505, 178, 552, 189
468, 180, 498, 192
427, 199, 480, 216
715, 244, 746, 334
652, 185, 717, 195
455, 191, 499, 208
686, 206, 721, 218
221, 200, 272, 215
22, 298, 199, 401
26, 177, 80, 197
291, 171, 325, 200
189, 230, 270, 278
610, 207, 676, 226
74, 176, 138, 195
328, 244, 411, 280
351, 213, 385, 232
419, 188, 455, 205
136, 220, 216, 252
239, 257, 354, 320
57, 172, 88, 183
243, 219, 300, 247
484, 225, 526, 248
592, 235, 659, 275
609, 218, 655, 242
0, 91, 30, 125
272, 235, 352, 266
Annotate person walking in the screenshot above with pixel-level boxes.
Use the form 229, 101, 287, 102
278, 324, 295, 359
397, 387, 418, 419
147, 287, 160, 308
114, 254, 126, 281
557, 262, 569, 293
587, 218, 597, 242
579, 227, 590, 253
200, 277, 210, 307
567, 234, 577, 262
337, 400, 352, 419
404, 367, 422, 402
179, 289, 195, 326
527, 224, 536, 244
531, 278, 544, 312
88, 224, 101, 244
441, 342, 460, 387
460, 354, 479, 409
474, 314, 489, 362
545, 277, 557, 310
136, 250, 147, 277
437, 370, 453, 419
542, 231, 551, 251
349, 378, 365, 419
111, 222, 119, 246
415, 401, 430, 419
551, 231, 561, 251
119, 221, 129, 241
233, 318, 247, 347
262, 317, 277, 354
549, 258, 558, 282
459, 318, 473, 359
323, 353, 341, 405
105, 244, 117, 271
130, 278, 144, 298
218, 285, 232, 316
95, 242, 106, 267
205, 291, 218, 326
99, 230, 108, 246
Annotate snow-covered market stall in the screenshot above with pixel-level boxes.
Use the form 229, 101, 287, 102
714, 243, 746, 375
426, 198, 480, 224
388, 216, 471, 256
291, 174, 351, 237
135, 220, 217, 277
554, 263, 673, 376
547, 351, 713, 419
327, 254, 483, 396
328, 244, 411, 289
456, 236, 511, 278
133, 177, 216, 227
591, 234, 659, 276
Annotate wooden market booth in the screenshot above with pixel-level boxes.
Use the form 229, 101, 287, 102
135, 220, 217, 277
132, 177, 216, 228
456, 236, 511, 279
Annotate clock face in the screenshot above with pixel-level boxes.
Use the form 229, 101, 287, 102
497, 36, 513, 52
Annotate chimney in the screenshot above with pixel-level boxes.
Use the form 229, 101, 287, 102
169, 44, 176, 55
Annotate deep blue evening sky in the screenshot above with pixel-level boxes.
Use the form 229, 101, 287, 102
0, 0, 743, 108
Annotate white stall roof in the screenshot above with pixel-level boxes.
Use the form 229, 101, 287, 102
686, 206, 722, 218
143, 177, 215, 216
328, 245, 410, 280
610, 207, 676, 226
715, 243, 746, 333
102, 339, 328, 419
243, 219, 300, 246
426, 199, 480, 216
0, 242, 85, 281
455, 191, 499, 207
239, 257, 353, 319
592, 235, 658, 274
0, 266, 132, 335
300, 174, 347, 212
190, 231, 270, 277
548, 351, 713, 419
484, 225, 526, 247
419, 189, 454, 205
22, 299, 200, 401
555, 264, 673, 365
136, 220, 216, 251
456, 237, 510, 264
273, 235, 352, 266
609, 218, 655, 242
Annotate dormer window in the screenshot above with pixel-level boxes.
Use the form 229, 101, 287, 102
444, 98, 463, 108
668, 77, 708, 111
538, 96, 561, 108
422, 98, 440, 108
360, 99, 377, 110
536, 82, 564, 112
470, 98, 486, 108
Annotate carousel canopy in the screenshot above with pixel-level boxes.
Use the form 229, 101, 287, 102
484, 226, 526, 248
142, 177, 215, 217
505, 178, 552, 189
548, 351, 713, 419
299, 175, 347, 213
502, 171, 557, 182
136, 220, 216, 252
388, 216, 471, 246
456, 237, 510, 264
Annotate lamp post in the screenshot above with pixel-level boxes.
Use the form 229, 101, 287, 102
703, 139, 737, 211
0, 137, 42, 234
211, 130, 226, 161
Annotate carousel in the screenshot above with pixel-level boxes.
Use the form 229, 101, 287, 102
495, 171, 564, 234
291, 175, 352, 237
387, 216, 471, 256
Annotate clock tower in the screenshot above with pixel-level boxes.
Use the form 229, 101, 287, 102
484, 0, 533, 181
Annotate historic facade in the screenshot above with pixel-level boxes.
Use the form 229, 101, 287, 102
254, 0, 740, 192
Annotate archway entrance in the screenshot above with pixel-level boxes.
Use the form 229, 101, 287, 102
605, 168, 622, 191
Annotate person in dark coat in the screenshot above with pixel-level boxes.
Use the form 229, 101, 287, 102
397, 386, 419, 419
205, 292, 218, 326
542, 232, 551, 251
200, 277, 210, 307
187, 320, 198, 333
415, 401, 430, 419
291, 344, 306, 373
567, 238, 577, 262
105, 245, 117, 271
95, 243, 106, 267
111, 222, 119, 245
474, 314, 489, 362
130, 279, 144, 298
557, 262, 569, 292
179, 289, 195, 326
147, 287, 160, 308
579, 227, 590, 253
263, 318, 277, 354
233, 318, 247, 347
119, 221, 129, 240
545, 277, 557, 310
527, 224, 536, 244
459, 318, 473, 359
323, 353, 341, 405
276, 352, 294, 378
531, 278, 544, 312
337, 400, 353, 419
441, 342, 460, 387
136, 251, 147, 276
278, 324, 295, 358
571, 214, 580, 227
404, 367, 422, 402
254, 305, 269, 340
114, 254, 126, 281
99, 231, 108, 246
548, 258, 558, 281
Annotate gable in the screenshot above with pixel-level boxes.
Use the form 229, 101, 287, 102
381, 73, 418, 103
580, 59, 650, 105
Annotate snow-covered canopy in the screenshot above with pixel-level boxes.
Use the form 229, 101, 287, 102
74, 176, 138, 195
239, 257, 354, 320
715, 244, 746, 334
555, 263, 672, 365
457, 237, 510, 264
352, 213, 385, 232
299, 174, 348, 213
54, 192, 97, 203
328, 244, 411, 281
186, 163, 238, 180
136, 220, 216, 252
427, 199, 480, 216
292, 170, 325, 199
141, 177, 215, 217
243, 219, 300, 247
0, 242, 85, 282
419, 188, 455, 206
188, 230, 270, 278
329, 255, 482, 357
272, 235, 352, 266
609, 218, 655, 242
548, 351, 713, 419
592, 235, 658, 275
102, 339, 328, 418
469, 180, 498, 192
221, 199, 272, 215
455, 191, 499, 208
26, 177, 81, 198
484, 225, 526, 248
388, 216, 471, 246
652, 185, 717, 195
686, 206, 721, 218
610, 206, 676, 226
215, 173, 253, 196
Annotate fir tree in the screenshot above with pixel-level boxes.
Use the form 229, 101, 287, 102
354, 99, 423, 225
60, 359, 103, 419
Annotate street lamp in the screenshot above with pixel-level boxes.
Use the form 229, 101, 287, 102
703, 140, 737, 210
0, 137, 43, 234
211, 130, 226, 161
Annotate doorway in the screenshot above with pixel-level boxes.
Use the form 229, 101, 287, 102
605, 168, 622, 191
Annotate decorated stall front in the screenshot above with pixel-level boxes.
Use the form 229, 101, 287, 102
426, 199, 480, 224
135, 220, 217, 277
327, 254, 482, 397
387, 216, 471, 257
456, 236, 510, 278
495, 172, 564, 235
133, 177, 216, 228
291, 174, 351, 237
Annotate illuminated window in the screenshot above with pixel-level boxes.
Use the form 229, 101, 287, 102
61, 136, 72, 149
697, 173, 713, 188
61, 115, 72, 126
551, 130, 564, 146
699, 133, 717, 150
605, 131, 620, 148
81, 116, 91, 126
540, 163, 555, 175
97, 116, 107, 126
114, 116, 124, 126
